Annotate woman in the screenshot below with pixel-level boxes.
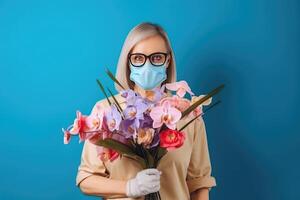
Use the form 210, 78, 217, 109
76, 22, 217, 200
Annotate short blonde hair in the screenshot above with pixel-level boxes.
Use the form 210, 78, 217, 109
115, 22, 177, 92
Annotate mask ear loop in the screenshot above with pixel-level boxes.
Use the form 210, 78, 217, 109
161, 50, 172, 93
166, 51, 172, 66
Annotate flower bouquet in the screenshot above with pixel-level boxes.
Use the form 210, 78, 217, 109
62, 69, 224, 200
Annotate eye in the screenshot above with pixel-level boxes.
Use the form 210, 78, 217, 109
150, 53, 166, 65
134, 55, 143, 61
132, 55, 145, 63
152, 55, 163, 61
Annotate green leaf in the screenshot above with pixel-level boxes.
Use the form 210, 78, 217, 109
145, 149, 155, 168
181, 84, 225, 118
157, 147, 167, 160
179, 100, 221, 131
105, 68, 125, 90
96, 79, 112, 106
96, 138, 135, 155
106, 87, 123, 113
129, 139, 136, 148
96, 138, 147, 168
154, 147, 167, 167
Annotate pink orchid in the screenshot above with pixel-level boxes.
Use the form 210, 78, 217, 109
82, 101, 112, 142
96, 146, 119, 162
62, 128, 71, 144
62, 122, 79, 144
150, 101, 182, 130
165, 80, 194, 97
86, 111, 104, 131
87, 102, 107, 131
86, 132, 102, 144
190, 94, 212, 117
69, 111, 88, 134
159, 95, 191, 112
69, 110, 104, 142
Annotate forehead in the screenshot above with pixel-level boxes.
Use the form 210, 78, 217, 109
131, 35, 168, 55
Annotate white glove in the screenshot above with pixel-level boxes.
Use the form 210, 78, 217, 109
126, 168, 162, 198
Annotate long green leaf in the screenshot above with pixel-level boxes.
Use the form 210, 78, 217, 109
136, 143, 149, 166
107, 87, 123, 113
96, 138, 146, 168
105, 68, 125, 90
145, 149, 155, 168
179, 100, 221, 131
155, 147, 167, 165
181, 84, 225, 118
96, 138, 135, 155
96, 79, 111, 106
154, 147, 168, 167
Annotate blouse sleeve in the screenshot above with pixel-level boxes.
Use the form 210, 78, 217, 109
75, 140, 110, 187
76, 100, 110, 187
186, 116, 217, 193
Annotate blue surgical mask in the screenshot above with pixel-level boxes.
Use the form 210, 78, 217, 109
129, 62, 167, 90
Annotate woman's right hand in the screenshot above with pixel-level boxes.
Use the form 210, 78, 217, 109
126, 168, 162, 198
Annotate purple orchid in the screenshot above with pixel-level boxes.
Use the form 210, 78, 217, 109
118, 119, 136, 139
149, 130, 160, 148
120, 89, 139, 106
105, 104, 122, 132
123, 96, 149, 128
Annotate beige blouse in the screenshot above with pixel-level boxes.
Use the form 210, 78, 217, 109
76, 93, 217, 200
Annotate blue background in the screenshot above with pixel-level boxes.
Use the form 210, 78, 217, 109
0, 0, 299, 199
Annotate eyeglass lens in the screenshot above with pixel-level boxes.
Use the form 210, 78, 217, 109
129, 52, 167, 67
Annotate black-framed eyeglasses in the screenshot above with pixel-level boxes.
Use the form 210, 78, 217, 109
128, 52, 169, 67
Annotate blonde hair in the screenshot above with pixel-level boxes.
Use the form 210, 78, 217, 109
115, 22, 177, 92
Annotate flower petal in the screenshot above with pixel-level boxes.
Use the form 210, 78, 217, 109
165, 82, 179, 91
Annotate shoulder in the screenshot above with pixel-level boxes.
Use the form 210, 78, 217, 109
185, 115, 206, 142
192, 116, 205, 134
178, 110, 205, 129
91, 93, 126, 112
